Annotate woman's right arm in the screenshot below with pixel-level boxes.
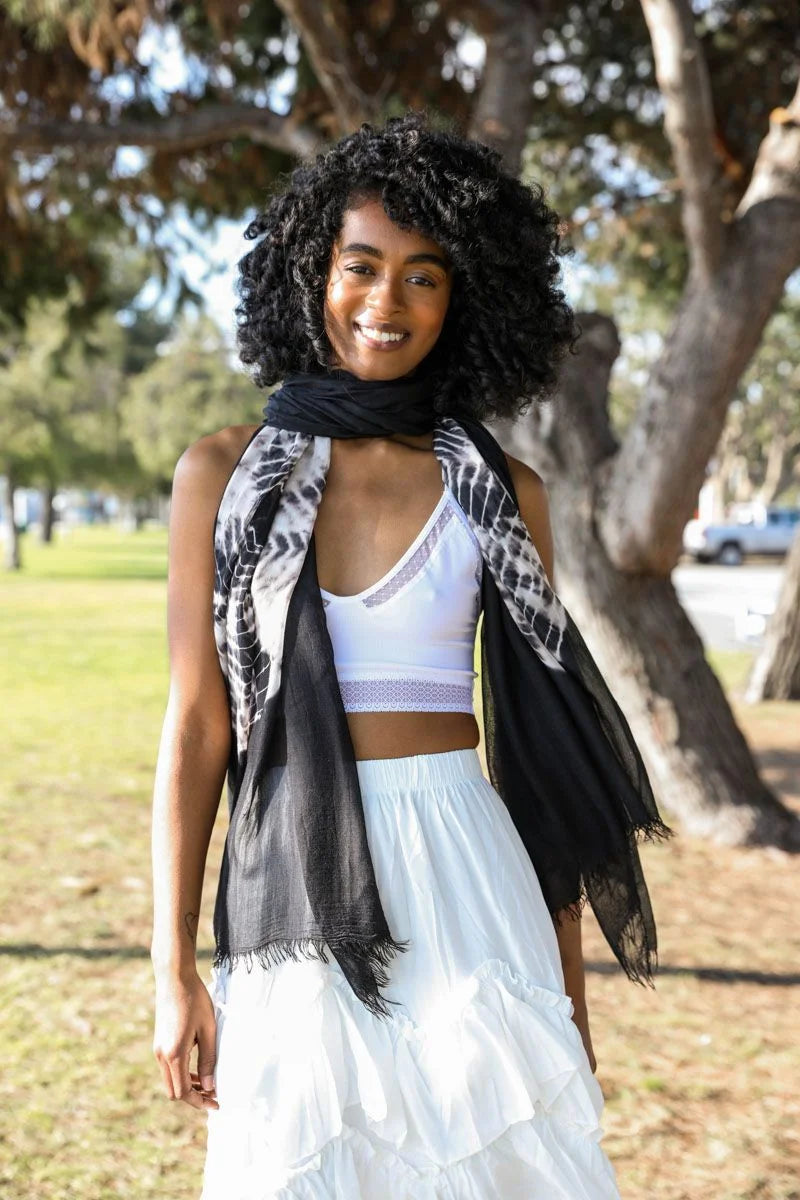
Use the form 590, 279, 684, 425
150, 429, 250, 1112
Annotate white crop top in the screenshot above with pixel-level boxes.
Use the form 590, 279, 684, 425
320, 486, 482, 713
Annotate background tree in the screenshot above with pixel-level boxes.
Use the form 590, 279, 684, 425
713, 293, 800, 509
1, 0, 799, 845
0, 257, 168, 565
122, 310, 260, 486
745, 528, 800, 703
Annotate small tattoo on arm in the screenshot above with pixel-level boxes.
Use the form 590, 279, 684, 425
184, 912, 199, 944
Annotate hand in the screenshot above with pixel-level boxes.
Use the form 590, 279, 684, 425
570, 998, 597, 1074
153, 970, 219, 1110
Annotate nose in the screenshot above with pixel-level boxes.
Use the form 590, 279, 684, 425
365, 273, 405, 316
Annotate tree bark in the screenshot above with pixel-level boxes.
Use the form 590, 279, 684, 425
464, 0, 542, 175
639, 0, 725, 286
745, 529, 800, 702
39, 483, 56, 544
3, 470, 21, 571
491, 312, 800, 849
274, 0, 376, 133
479, 5, 800, 848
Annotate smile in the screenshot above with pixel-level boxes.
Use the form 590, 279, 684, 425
354, 322, 411, 350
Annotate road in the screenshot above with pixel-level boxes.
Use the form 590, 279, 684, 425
672, 559, 785, 652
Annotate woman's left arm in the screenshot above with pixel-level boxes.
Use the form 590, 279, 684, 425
504, 452, 598, 1074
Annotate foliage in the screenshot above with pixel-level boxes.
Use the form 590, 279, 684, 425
727, 290, 800, 503
1, 1, 798, 318
121, 310, 262, 482
0, 258, 169, 494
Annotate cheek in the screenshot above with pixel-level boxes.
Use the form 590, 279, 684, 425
325, 278, 363, 334
420, 292, 451, 337
325, 278, 346, 310
324, 286, 353, 343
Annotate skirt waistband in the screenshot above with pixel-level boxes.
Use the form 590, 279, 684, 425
355, 746, 486, 793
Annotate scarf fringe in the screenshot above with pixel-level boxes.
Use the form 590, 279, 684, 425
551, 887, 662, 988
632, 814, 677, 847
212, 932, 411, 1021
550, 813, 677, 987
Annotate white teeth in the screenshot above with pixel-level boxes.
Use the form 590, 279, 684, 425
356, 324, 407, 343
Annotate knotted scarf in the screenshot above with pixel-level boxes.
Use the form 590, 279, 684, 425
211, 368, 674, 1019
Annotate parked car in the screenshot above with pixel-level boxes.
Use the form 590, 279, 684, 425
682, 506, 800, 564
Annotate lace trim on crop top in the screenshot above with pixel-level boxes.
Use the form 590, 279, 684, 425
320, 488, 482, 714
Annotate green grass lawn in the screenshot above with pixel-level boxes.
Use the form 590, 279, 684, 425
1, 526, 797, 1199
0, 527, 203, 1199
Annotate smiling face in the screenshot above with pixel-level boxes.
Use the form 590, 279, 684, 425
323, 196, 453, 380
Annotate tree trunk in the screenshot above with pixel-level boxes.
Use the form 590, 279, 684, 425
551, 525, 799, 847
39, 482, 56, 543
490, 312, 800, 850
756, 425, 787, 506
3, 470, 21, 570
745, 528, 800, 702
263, 0, 800, 850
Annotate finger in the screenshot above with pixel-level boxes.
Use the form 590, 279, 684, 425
189, 1077, 220, 1110
195, 1017, 218, 1095
190, 1072, 217, 1099
167, 1048, 203, 1108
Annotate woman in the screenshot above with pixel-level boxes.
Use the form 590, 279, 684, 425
151, 111, 670, 1198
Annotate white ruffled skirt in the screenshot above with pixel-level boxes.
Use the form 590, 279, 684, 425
201, 747, 622, 1199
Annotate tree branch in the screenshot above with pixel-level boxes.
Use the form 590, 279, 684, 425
465, 0, 542, 175
489, 313, 620, 483
274, 0, 375, 133
0, 104, 325, 158
736, 77, 800, 217
598, 80, 800, 575
640, 0, 724, 286
540, 313, 621, 478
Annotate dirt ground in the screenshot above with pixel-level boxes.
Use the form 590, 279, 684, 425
575, 696, 800, 1200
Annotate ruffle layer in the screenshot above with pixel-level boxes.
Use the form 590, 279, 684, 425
202, 956, 620, 1200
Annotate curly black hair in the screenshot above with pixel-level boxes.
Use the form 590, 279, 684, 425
235, 110, 579, 421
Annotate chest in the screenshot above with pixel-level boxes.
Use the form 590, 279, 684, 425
313, 455, 451, 599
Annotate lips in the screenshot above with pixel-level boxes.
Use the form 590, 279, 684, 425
355, 321, 409, 335
353, 321, 411, 349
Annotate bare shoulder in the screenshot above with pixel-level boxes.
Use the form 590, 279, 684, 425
165, 425, 261, 728
503, 451, 548, 503
502, 451, 555, 585
173, 424, 262, 511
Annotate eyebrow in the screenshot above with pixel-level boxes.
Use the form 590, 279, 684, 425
339, 242, 450, 271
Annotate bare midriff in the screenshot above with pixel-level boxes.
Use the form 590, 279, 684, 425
347, 709, 481, 762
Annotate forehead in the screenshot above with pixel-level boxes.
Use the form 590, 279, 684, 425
335, 197, 446, 259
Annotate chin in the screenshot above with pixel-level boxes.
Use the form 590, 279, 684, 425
353, 350, 433, 380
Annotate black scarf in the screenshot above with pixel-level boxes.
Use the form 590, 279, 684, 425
211, 368, 674, 1019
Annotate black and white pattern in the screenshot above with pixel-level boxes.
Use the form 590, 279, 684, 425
213, 416, 567, 758
433, 419, 568, 668
213, 427, 330, 755
211, 413, 672, 1005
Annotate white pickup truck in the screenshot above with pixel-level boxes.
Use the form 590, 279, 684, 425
682, 506, 800, 565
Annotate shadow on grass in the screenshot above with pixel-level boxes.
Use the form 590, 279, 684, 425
0, 943, 213, 961
584, 959, 800, 986
3, 943, 799, 986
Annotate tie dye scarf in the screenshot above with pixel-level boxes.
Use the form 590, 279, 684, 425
211, 404, 674, 1019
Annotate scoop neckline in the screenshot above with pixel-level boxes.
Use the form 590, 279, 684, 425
319, 486, 451, 604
